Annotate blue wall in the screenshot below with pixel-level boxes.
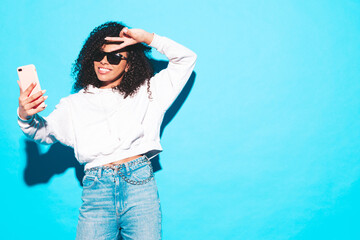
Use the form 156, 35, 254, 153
1, 0, 360, 239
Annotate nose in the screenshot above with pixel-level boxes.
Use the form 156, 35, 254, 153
100, 55, 109, 65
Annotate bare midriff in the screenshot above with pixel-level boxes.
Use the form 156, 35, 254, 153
103, 155, 143, 167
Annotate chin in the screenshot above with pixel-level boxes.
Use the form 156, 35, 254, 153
96, 76, 122, 88
97, 76, 112, 82
96, 72, 115, 81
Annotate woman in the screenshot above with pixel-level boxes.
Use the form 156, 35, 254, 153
17, 21, 197, 239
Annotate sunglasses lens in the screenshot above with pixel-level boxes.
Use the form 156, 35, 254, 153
93, 51, 105, 62
107, 53, 122, 65
94, 51, 125, 65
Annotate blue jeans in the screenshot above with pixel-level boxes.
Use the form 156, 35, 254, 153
76, 156, 162, 240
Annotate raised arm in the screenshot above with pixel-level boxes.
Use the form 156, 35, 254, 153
104, 27, 197, 111
148, 34, 197, 111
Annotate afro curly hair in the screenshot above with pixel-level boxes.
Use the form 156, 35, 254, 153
72, 21, 153, 98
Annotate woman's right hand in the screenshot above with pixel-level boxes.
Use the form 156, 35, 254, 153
18, 81, 47, 120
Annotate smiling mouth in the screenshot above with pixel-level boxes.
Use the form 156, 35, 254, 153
98, 67, 111, 74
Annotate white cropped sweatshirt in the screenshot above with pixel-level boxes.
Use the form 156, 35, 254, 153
18, 34, 197, 170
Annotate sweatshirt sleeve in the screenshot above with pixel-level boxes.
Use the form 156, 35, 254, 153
149, 34, 197, 111
17, 97, 74, 147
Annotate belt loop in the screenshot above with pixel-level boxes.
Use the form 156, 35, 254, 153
97, 167, 102, 179
125, 162, 130, 173
143, 155, 150, 165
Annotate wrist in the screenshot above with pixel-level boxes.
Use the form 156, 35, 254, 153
19, 111, 31, 121
144, 32, 154, 45
19, 115, 32, 121
17, 108, 34, 122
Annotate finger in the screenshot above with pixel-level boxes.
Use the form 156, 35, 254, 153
25, 95, 48, 110
23, 89, 46, 105
104, 36, 125, 42
23, 89, 45, 104
122, 28, 132, 38
23, 82, 37, 97
105, 44, 130, 52
29, 104, 47, 115
119, 27, 128, 38
32, 97, 48, 110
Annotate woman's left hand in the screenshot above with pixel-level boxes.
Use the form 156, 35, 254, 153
104, 28, 154, 51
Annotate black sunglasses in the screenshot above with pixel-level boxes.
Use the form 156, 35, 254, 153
93, 51, 128, 65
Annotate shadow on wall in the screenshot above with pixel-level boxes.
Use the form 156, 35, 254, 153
23, 140, 84, 186
23, 58, 197, 187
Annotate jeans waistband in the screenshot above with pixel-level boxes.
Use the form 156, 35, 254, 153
84, 155, 150, 177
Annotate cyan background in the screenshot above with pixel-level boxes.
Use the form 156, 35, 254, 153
1, 0, 360, 239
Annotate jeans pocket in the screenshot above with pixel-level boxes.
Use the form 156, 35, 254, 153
122, 163, 153, 185
82, 175, 97, 189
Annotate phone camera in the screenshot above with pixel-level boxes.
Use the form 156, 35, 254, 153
18, 68, 22, 72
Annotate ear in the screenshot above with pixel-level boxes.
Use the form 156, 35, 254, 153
125, 63, 130, 72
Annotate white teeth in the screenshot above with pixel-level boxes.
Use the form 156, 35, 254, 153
99, 67, 111, 73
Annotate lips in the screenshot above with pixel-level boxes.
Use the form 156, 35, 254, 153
98, 67, 112, 74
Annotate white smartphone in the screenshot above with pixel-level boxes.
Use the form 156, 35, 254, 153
17, 64, 45, 108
